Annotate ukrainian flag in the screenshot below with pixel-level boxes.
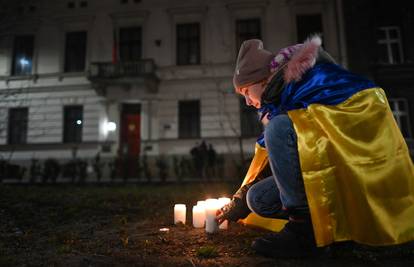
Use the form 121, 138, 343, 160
239, 63, 414, 247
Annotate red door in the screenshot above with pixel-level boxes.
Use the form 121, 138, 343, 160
120, 104, 141, 179
121, 114, 140, 157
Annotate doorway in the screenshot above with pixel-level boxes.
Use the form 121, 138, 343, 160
119, 103, 141, 179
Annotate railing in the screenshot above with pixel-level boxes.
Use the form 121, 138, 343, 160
88, 59, 156, 79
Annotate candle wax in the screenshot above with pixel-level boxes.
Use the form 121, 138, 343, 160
205, 199, 220, 233
218, 197, 231, 230
174, 204, 186, 225
192, 205, 205, 228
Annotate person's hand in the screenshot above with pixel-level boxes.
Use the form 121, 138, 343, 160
216, 197, 250, 225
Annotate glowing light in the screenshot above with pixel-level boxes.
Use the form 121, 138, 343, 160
76, 120, 82, 125
106, 122, 116, 132
19, 58, 29, 66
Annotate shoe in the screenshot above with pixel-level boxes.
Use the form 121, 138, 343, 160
251, 218, 317, 258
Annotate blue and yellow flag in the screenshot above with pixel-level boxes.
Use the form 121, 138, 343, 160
239, 64, 414, 247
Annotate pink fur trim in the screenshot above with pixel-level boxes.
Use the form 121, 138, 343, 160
283, 36, 322, 83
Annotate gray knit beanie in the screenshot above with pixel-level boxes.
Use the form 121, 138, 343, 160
233, 39, 275, 91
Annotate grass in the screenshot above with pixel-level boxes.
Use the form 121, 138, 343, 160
196, 245, 219, 258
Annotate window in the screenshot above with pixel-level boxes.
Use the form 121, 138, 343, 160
119, 27, 142, 62
176, 23, 200, 65
179, 100, 200, 138
67, 1, 75, 8
64, 31, 87, 72
63, 106, 83, 143
296, 14, 323, 42
236, 18, 261, 53
389, 98, 412, 138
240, 98, 262, 137
11, 35, 34, 76
80, 1, 88, 8
8, 108, 28, 145
377, 26, 403, 64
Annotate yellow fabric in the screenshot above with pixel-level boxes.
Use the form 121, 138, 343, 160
240, 144, 269, 187
238, 88, 414, 247
239, 144, 288, 232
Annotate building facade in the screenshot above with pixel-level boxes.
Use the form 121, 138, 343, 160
0, 0, 347, 181
343, 0, 414, 152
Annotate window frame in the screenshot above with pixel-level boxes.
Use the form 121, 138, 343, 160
239, 98, 262, 138
118, 26, 142, 62
11, 35, 35, 76
7, 107, 29, 145
64, 31, 87, 73
389, 98, 412, 139
63, 105, 83, 143
176, 22, 201, 66
376, 26, 404, 64
167, 6, 206, 66
178, 100, 201, 139
235, 18, 262, 53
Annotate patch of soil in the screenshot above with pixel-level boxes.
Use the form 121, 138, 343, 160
2, 184, 414, 267
49, 220, 414, 267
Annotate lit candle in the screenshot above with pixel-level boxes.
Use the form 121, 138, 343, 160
197, 200, 206, 208
174, 204, 186, 225
218, 197, 231, 230
192, 205, 205, 228
205, 199, 219, 234
218, 197, 231, 206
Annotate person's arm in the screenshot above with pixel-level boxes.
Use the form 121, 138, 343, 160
217, 143, 271, 224
216, 183, 253, 224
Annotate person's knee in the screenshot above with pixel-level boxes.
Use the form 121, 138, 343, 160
246, 184, 264, 217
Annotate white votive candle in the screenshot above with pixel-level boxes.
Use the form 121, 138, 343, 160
174, 204, 186, 225
197, 200, 206, 208
192, 205, 205, 228
218, 197, 231, 206
218, 197, 231, 230
205, 199, 219, 234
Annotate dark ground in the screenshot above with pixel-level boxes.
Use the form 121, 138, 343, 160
1, 182, 414, 267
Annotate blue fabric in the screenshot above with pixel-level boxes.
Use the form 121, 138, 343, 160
256, 63, 376, 147
257, 133, 266, 147
247, 176, 286, 218
248, 115, 307, 214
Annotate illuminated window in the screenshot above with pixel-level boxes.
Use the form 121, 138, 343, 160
389, 98, 412, 138
11, 35, 34, 76
377, 26, 404, 64
63, 106, 83, 143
